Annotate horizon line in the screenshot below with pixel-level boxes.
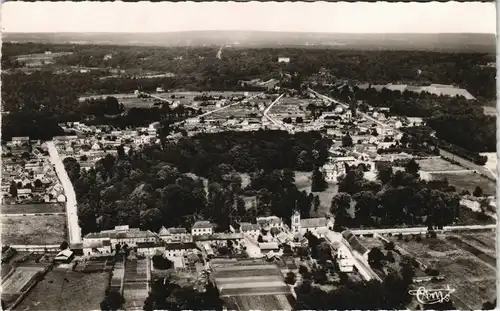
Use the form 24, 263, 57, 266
4, 30, 496, 35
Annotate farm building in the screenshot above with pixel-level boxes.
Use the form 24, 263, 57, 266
54, 249, 75, 263
163, 242, 198, 258
158, 226, 192, 243
83, 239, 113, 255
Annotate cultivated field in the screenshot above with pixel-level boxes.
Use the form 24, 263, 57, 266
294, 171, 338, 217
223, 294, 294, 311
15, 269, 110, 311
1, 214, 67, 245
1, 203, 65, 214
2, 268, 40, 294
391, 234, 496, 309
430, 172, 496, 196
123, 259, 149, 311
416, 158, 464, 172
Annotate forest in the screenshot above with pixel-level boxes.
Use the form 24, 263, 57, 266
65, 130, 330, 234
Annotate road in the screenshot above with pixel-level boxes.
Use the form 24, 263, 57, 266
439, 148, 496, 180
262, 94, 286, 129
309, 88, 497, 181
349, 224, 496, 236
47, 141, 82, 244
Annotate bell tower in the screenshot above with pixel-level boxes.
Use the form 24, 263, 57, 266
291, 210, 301, 233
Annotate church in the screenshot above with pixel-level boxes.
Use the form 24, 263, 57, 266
291, 210, 334, 237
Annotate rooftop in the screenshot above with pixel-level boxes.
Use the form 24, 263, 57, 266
300, 217, 330, 228
192, 221, 213, 229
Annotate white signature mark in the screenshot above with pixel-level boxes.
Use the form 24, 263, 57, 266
408, 286, 456, 305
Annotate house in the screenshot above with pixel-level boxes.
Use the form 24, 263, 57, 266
83, 239, 113, 255
11, 137, 30, 146
158, 227, 192, 243
278, 57, 290, 63
137, 242, 166, 256
336, 242, 355, 272
193, 233, 244, 249
54, 249, 75, 263
191, 221, 214, 236
239, 222, 261, 239
258, 242, 280, 254
342, 230, 369, 261
164, 243, 198, 258
256, 216, 284, 230
291, 210, 334, 236
83, 225, 159, 247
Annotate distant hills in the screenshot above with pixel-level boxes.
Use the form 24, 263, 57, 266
3, 31, 496, 52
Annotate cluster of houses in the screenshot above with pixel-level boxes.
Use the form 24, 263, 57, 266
1, 137, 63, 203
54, 123, 160, 169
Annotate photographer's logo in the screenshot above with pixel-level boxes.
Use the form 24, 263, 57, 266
408, 286, 455, 305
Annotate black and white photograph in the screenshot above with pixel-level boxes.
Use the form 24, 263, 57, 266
0, 1, 497, 310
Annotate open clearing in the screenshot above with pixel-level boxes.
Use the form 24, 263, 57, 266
16, 268, 109, 311
430, 172, 496, 196
391, 234, 496, 309
2, 214, 67, 245
1, 204, 65, 215
416, 158, 464, 172
294, 171, 337, 216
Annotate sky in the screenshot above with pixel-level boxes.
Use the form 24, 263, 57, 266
2, 2, 496, 34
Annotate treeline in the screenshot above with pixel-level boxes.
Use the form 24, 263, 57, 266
156, 130, 331, 175
331, 160, 462, 230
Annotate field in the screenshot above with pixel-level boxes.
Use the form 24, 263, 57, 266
2, 268, 40, 294
16, 268, 110, 311
223, 294, 294, 311
357, 236, 386, 250
1, 214, 67, 245
1, 203, 65, 214
294, 171, 338, 216
416, 158, 464, 172
430, 172, 496, 196
123, 259, 149, 311
390, 233, 496, 309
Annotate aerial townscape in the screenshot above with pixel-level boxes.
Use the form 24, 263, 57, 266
1, 2, 497, 311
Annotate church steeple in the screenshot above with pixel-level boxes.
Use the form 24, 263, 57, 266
291, 210, 301, 233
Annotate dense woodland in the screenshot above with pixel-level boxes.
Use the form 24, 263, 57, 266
65, 131, 329, 234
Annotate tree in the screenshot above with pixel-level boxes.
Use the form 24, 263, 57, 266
285, 272, 297, 285
152, 255, 173, 270
257, 235, 264, 243
385, 241, 395, 251
9, 181, 17, 197
313, 195, 320, 213
311, 167, 327, 192
405, 159, 420, 175
330, 193, 352, 215
60, 241, 69, 250
473, 186, 484, 197
100, 290, 124, 311
482, 299, 497, 310
342, 133, 353, 147
377, 164, 393, 184
367, 247, 384, 269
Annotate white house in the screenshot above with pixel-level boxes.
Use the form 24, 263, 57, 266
159, 227, 192, 243
83, 238, 113, 255
164, 243, 198, 258
137, 242, 165, 256
191, 221, 214, 236
83, 225, 159, 248
291, 210, 334, 236
239, 222, 260, 239
278, 57, 290, 63
256, 216, 284, 230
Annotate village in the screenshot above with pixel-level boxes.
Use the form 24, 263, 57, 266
1, 84, 497, 311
